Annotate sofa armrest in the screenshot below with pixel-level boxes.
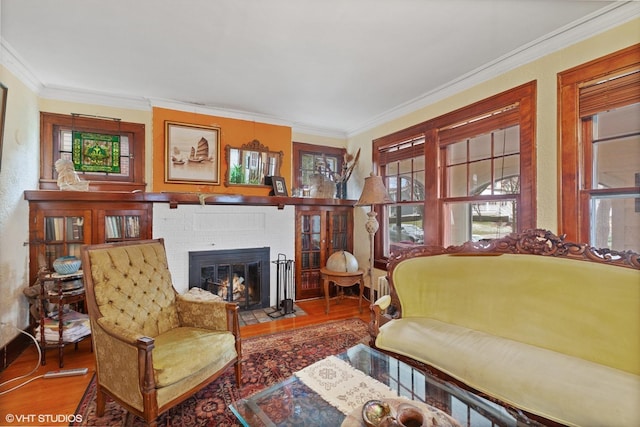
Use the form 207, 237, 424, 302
369, 295, 392, 341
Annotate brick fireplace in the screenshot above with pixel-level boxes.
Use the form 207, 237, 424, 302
188, 247, 270, 310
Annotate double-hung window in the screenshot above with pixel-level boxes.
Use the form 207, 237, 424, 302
373, 82, 536, 261
440, 108, 522, 245
378, 136, 425, 255
559, 45, 640, 251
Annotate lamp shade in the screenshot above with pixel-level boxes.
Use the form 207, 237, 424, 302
355, 173, 393, 206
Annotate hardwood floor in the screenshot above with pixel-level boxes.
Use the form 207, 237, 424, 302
0, 298, 369, 426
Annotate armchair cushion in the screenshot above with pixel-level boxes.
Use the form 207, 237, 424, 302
153, 326, 238, 388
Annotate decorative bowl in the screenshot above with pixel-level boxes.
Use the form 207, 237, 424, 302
362, 399, 392, 427
52, 256, 82, 275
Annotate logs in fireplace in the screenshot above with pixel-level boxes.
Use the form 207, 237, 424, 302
189, 247, 270, 311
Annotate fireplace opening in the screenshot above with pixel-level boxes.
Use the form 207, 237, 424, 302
189, 247, 270, 311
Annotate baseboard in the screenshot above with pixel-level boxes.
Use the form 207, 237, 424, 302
1, 329, 33, 372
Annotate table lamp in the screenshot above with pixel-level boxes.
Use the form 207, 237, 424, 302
355, 172, 392, 302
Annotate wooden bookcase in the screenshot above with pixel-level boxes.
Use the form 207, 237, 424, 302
25, 191, 153, 285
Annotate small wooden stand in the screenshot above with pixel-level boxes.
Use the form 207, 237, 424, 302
320, 268, 364, 314
37, 270, 89, 367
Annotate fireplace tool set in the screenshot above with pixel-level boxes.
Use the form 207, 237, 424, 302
268, 253, 295, 318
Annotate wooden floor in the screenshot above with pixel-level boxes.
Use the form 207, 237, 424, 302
0, 298, 369, 426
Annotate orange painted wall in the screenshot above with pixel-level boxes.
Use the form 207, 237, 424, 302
152, 107, 292, 195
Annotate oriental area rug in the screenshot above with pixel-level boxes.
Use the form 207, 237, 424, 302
73, 318, 369, 427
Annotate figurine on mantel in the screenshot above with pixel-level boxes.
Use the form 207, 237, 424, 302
55, 158, 89, 191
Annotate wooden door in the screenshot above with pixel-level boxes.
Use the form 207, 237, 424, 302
295, 208, 326, 300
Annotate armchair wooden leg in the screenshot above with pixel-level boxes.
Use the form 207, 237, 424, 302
235, 360, 242, 386
96, 388, 106, 417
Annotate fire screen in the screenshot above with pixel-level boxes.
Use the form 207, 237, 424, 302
189, 247, 270, 310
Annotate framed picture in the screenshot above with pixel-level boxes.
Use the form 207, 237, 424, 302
271, 176, 288, 196
165, 121, 220, 184
0, 83, 7, 172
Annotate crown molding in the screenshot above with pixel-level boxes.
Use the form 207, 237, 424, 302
0, 38, 43, 92
149, 97, 292, 126
345, 1, 640, 137
149, 97, 347, 138
39, 86, 151, 111
290, 123, 347, 139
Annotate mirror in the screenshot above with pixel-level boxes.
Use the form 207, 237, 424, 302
225, 140, 283, 187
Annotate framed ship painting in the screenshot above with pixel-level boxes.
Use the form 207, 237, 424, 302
165, 121, 221, 184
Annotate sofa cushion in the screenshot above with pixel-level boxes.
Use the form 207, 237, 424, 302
152, 326, 238, 388
376, 318, 640, 427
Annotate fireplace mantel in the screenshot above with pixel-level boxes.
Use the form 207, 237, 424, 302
25, 190, 356, 209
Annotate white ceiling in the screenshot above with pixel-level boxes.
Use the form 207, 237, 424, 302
1, 1, 637, 137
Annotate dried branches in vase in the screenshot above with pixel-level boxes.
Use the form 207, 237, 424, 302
333, 148, 360, 199
309, 148, 360, 199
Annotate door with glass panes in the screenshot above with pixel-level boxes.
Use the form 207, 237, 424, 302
30, 208, 92, 276
295, 206, 353, 300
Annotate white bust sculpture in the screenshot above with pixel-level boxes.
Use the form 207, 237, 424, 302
55, 158, 89, 191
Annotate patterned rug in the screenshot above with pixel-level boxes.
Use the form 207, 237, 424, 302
73, 318, 369, 426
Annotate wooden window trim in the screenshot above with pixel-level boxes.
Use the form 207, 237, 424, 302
40, 112, 146, 192
373, 81, 536, 264
558, 44, 640, 242
292, 141, 345, 189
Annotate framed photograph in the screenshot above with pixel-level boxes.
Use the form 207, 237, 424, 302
165, 121, 220, 184
0, 83, 7, 172
271, 176, 288, 196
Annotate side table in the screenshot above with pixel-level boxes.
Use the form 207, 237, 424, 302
36, 270, 90, 367
320, 268, 364, 314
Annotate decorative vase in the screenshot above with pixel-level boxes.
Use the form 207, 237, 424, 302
336, 181, 347, 199
52, 256, 82, 275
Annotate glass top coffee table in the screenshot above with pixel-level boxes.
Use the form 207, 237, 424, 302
230, 343, 541, 427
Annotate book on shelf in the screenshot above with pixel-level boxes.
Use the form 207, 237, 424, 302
66, 217, 83, 241
106, 216, 123, 239
125, 216, 140, 238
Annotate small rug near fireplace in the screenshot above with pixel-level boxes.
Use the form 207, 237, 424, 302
239, 303, 307, 326
73, 318, 369, 426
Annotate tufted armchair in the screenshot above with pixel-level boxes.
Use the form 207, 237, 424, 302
80, 239, 241, 426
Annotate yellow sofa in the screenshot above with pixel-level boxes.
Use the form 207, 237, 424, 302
370, 229, 640, 427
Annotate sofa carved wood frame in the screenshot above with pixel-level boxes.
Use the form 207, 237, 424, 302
81, 239, 242, 427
